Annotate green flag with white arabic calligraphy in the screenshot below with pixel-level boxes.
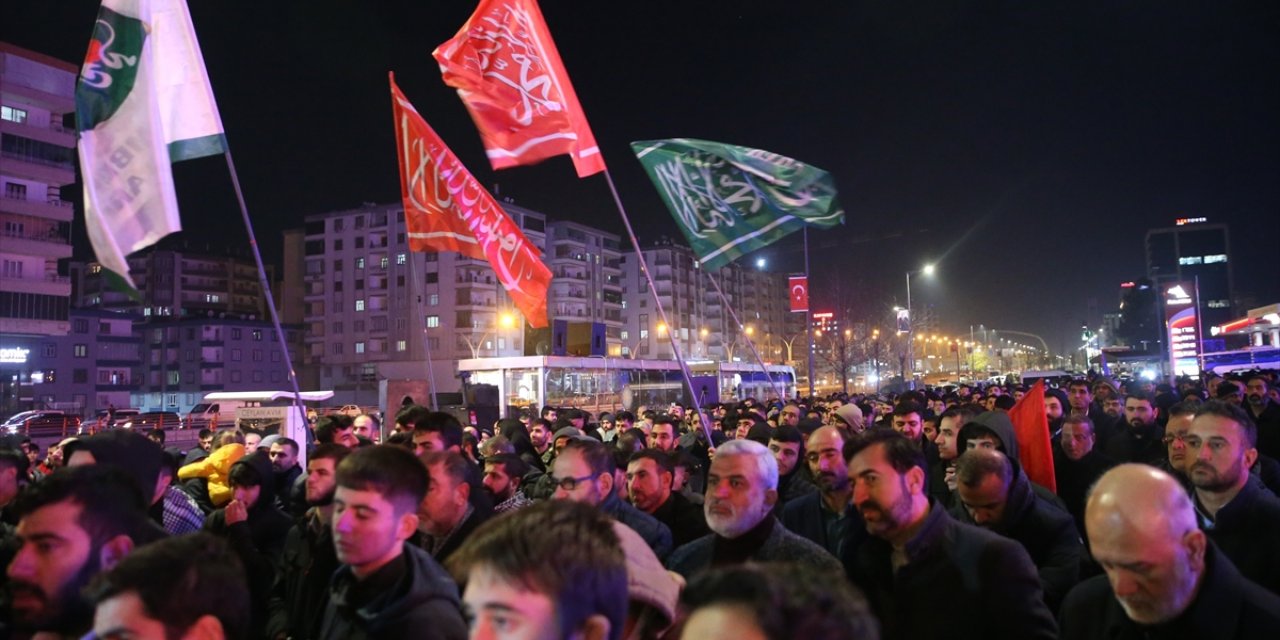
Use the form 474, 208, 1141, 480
630, 139, 844, 269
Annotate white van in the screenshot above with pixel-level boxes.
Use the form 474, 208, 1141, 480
185, 390, 335, 430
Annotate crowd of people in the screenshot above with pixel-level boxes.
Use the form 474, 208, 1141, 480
0, 369, 1278, 639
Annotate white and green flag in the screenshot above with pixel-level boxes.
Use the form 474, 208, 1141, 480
631, 139, 844, 270
77, 0, 225, 289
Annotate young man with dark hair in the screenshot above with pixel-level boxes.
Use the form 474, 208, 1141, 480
412, 411, 465, 455
768, 424, 817, 511
1103, 391, 1166, 466
0, 447, 30, 525
843, 429, 1057, 639
1245, 375, 1280, 460
647, 415, 680, 453
267, 443, 352, 640
6, 465, 164, 638
321, 445, 466, 639
447, 500, 627, 640
416, 450, 490, 565
552, 437, 673, 560
314, 415, 358, 448
481, 452, 533, 513
269, 436, 305, 516
87, 532, 250, 640
393, 404, 429, 436
626, 449, 708, 547
204, 450, 292, 637
1186, 400, 1280, 595
783, 426, 859, 559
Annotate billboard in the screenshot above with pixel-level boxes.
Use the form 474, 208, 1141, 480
1164, 282, 1200, 378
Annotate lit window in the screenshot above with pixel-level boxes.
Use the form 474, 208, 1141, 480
74, 344, 87, 358
355, 299, 365, 312
396, 340, 407, 352
356, 258, 365, 269
355, 342, 365, 354
1178, 256, 1202, 266
1, 106, 28, 123
396, 253, 407, 265
426, 315, 440, 328
428, 294, 439, 306
205, 294, 221, 303
1204, 254, 1227, 264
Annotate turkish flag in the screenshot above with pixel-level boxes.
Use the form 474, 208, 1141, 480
390, 74, 552, 328
789, 276, 809, 313
434, 0, 605, 178
1008, 379, 1057, 493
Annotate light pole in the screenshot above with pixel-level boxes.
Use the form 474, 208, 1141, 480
904, 263, 935, 385
872, 328, 881, 390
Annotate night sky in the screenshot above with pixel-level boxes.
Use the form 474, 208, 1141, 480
5, 1, 1278, 356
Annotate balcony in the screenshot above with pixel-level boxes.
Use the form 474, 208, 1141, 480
0, 150, 75, 184
0, 272, 71, 296
0, 226, 71, 258
0, 193, 74, 222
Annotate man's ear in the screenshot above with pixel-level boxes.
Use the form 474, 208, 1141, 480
457, 479, 471, 504
597, 471, 613, 496
397, 512, 420, 541
907, 465, 926, 494
179, 614, 226, 640
572, 613, 612, 640
99, 534, 135, 571
764, 488, 778, 507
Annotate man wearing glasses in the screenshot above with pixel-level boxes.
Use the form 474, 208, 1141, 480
551, 437, 673, 560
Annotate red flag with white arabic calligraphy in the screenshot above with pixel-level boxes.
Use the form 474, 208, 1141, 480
433, 0, 605, 178
789, 276, 809, 313
390, 73, 552, 328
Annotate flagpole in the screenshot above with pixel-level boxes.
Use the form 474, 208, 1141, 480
703, 269, 784, 401
409, 252, 440, 410
221, 150, 310, 445
600, 168, 715, 445
804, 227, 815, 399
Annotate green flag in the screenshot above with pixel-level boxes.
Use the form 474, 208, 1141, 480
631, 138, 844, 269
77, 0, 227, 290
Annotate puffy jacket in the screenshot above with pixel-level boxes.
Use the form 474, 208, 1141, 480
319, 543, 466, 640
179, 442, 245, 506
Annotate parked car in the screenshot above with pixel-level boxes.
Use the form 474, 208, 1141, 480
9, 412, 82, 438
127, 412, 182, 430
1, 410, 48, 432
91, 408, 141, 430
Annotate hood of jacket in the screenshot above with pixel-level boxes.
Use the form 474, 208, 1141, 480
64, 430, 162, 505
956, 410, 1020, 461
230, 450, 278, 510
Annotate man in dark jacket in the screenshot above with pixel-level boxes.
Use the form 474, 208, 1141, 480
415, 451, 489, 565
768, 424, 817, 512
952, 448, 1083, 611
1103, 392, 1166, 466
266, 443, 351, 640
321, 445, 466, 640
204, 450, 292, 638
1053, 415, 1116, 536
1245, 375, 1280, 460
626, 449, 708, 547
552, 437, 673, 560
782, 426, 863, 559
1067, 379, 1119, 444
1059, 464, 1280, 638
843, 429, 1057, 640
1186, 400, 1280, 595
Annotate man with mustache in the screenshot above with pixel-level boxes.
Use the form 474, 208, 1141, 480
6, 465, 164, 638
843, 429, 1056, 640
1059, 464, 1280, 638
782, 426, 863, 559
666, 439, 842, 579
1102, 392, 1166, 467
1185, 400, 1280, 595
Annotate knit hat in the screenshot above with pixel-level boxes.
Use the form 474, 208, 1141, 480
611, 521, 681, 626
833, 403, 865, 431
551, 426, 583, 443
257, 434, 282, 452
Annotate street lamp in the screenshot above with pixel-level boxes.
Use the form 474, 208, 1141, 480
905, 263, 936, 383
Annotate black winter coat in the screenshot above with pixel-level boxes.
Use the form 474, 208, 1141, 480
1196, 475, 1280, 596
319, 543, 466, 640
266, 511, 338, 640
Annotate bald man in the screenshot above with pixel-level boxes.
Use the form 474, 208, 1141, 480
1058, 465, 1280, 638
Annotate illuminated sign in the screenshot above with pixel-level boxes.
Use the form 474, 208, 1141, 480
1164, 282, 1199, 378
0, 347, 30, 364
896, 309, 910, 334
1119, 281, 1136, 288
1174, 217, 1207, 226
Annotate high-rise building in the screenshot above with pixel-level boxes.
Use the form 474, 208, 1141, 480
620, 237, 790, 364
1145, 218, 1234, 329
0, 43, 77, 337
71, 246, 274, 320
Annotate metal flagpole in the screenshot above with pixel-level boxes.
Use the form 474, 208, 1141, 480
703, 269, 785, 400
804, 227, 815, 398
221, 150, 310, 448
600, 168, 715, 444
408, 252, 440, 410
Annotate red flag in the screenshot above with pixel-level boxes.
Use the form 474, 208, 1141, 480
433, 0, 605, 178
789, 276, 809, 313
1008, 379, 1057, 493
390, 74, 552, 328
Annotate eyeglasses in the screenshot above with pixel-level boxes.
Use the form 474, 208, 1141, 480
1161, 433, 1186, 445
550, 473, 597, 491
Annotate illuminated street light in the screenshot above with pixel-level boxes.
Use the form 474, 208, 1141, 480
499, 312, 516, 328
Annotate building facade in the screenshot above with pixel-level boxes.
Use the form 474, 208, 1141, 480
71, 247, 273, 320
1145, 218, 1234, 330
0, 43, 77, 338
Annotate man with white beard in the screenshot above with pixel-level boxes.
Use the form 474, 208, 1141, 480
666, 439, 842, 579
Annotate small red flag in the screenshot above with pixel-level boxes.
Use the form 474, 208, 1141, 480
789, 276, 809, 313
1008, 379, 1057, 493
390, 74, 552, 328
433, 0, 605, 178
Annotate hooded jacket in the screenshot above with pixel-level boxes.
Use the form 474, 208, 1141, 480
204, 450, 292, 637
319, 542, 467, 640
957, 411, 1067, 511
179, 442, 246, 506
950, 457, 1084, 611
